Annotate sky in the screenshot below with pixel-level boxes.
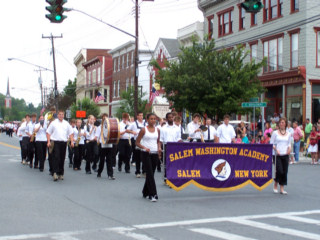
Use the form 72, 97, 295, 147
0, 0, 204, 106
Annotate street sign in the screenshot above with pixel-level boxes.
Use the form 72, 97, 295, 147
241, 102, 267, 108
66, 109, 71, 119
76, 110, 86, 118
249, 97, 259, 102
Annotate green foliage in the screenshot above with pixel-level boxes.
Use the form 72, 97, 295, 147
151, 38, 266, 120
115, 86, 151, 119
70, 97, 100, 119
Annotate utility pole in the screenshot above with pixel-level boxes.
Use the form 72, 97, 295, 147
42, 33, 63, 110
134, 0, 139, 118
34, 69, 45, 108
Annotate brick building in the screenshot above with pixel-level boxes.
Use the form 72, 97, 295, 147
109, 41, 153, 116
198, 0, 320, 123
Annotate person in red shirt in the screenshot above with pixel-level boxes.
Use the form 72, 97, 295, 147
308, 126, 318, 165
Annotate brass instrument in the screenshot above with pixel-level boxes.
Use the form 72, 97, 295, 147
199, 117, 208, 143
75, 127, 81, 147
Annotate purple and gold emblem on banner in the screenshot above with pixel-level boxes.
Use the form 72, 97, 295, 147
166, 143, 273, 192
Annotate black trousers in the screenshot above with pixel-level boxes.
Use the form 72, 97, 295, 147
131, 138, 136, 163
48, 148, 53, 175
135, 148, 142, 175
52, 141, 67, 176
86, 141, 96, 172
141, 151, 158, 198
111, 144, 118, 167
8, 129, 13, 137
35, 141, 47, 170
73, 144, 84, 169
274, 155, 289, 186
19, 140, 23, 161
68, 144, 74, 165
118, 139, 131, 172
27, 140, 36, 166
21, 137, 29, 160
93, 142, 99, 169
98, 147, 113, 177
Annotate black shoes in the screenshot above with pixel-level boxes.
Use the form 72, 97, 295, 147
86, 171, 92, 174
97, 173, 101, 178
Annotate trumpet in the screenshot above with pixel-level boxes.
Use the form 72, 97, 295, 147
75, 127, 81, 147
199, 117, 208, 143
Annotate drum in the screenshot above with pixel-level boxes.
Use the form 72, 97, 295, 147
101, 118, 120, 144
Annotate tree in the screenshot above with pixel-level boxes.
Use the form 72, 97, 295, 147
115, 86, 151, 119
151, 38, 266, 120
70, 97, 100, 119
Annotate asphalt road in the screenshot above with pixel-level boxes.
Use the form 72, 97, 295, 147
0, 132, 319, 240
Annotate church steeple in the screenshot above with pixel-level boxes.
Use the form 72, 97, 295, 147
5, 78, 12, 109
6, 78, 10, 97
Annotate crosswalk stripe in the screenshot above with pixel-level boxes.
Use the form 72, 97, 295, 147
278, 215, 320, 225
230, 219, 320, 240
51, 235, 80, 240
190, 228, 257, 240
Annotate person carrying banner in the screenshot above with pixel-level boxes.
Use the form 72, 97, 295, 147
270, 117, 291, 195
46, 110, 74, 181
203, 117, 217, 143
160, 112, 182, 183
216, 115, 236, 143
136, 113, 161, 202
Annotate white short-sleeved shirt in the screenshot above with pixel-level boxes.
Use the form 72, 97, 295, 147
203, 125, 217, 141
35, 123, 47, 142
73, 127, 86, 145
120, 121, 131, 139
160, 124, 181, 144
270, 130, 291, 156
46, 119, 73, 142
187, 121, 201, 139
26, 121, 36, 135
128, 120, 145, 140
217, 123, 236, 143
95, 126, 112, 148
85, 124, 96, 141
19, 122, 29, 137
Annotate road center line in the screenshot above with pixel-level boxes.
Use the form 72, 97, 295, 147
0, 142, 20, 150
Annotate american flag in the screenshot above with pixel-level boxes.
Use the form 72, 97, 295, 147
94, 91, 105, 103
149, 87, 159, 104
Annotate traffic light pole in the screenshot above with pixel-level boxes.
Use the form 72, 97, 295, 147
42, 33, 63, 111
134, 0, 139, 118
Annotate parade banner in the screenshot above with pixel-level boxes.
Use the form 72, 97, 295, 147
166, 143, 273, 192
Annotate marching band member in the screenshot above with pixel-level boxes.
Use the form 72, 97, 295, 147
45, 107, 57, 175
216, 115, 236, 143
118, 113, 135, 173
174, 116, 184, 136
84, 115, 97, 174
203, 118, 217, 143
187, 113, 201, 142
46, 110, 74, 181
26, 113, 37, 168
34, 115, 47, 172
17, 118, 26, 163
128, 112, 145, 178
136, 113, 161, 202
67, 119, 76, 168
73, 119, 86, 171
95, 114, 115, 179
160, 112, 182, 182
20, 114, 30, 165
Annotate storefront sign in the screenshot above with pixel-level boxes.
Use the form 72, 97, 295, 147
166, 142, 272, 192
152, 104, 170, 119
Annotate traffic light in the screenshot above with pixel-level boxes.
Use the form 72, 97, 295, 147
241, 0, 264, 13
45, 0, 68, 23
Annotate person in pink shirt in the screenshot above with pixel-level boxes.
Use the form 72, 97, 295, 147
264, 122, 273, 138
292, 121, 303, 163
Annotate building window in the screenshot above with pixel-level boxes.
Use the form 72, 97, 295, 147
263, 36, 283, 72
291, 33, 299, 68
286, 84, 302, 122
291, 0, 299, 13
312, 84, 320, 123
126, 54, 129, 68
263, 0, 283, 22
97, 67, 101, 84
250, 43, 258, 61
251, 13, 257, 26
113, 59, 116, 72
117, 80, 120, 97
117, 57, 120, 71
88, 72, 91, 85
131, 77, 134, 87
104, 89, 107, 103
316, 29, 320, 67
122, 55, 125, 69
126, 78, 129, 91
131, 52, 134, 66
207, 15, 214, 39
113, 81, 116, 98
239, 7, 245, 30
218, 8, 234, 37
92, 69, 96, 84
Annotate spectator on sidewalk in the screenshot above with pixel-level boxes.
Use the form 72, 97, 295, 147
305, 118, 312, 141
308, 125, 318, 165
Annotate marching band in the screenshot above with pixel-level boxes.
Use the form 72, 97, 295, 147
14, 108, 227, 202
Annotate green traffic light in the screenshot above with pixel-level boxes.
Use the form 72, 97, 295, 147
55, 15, 62, 21
253, 4, 258, 9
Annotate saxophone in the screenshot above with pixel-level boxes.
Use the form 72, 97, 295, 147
75, 127, 81, 147
30, 122, 39, 142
